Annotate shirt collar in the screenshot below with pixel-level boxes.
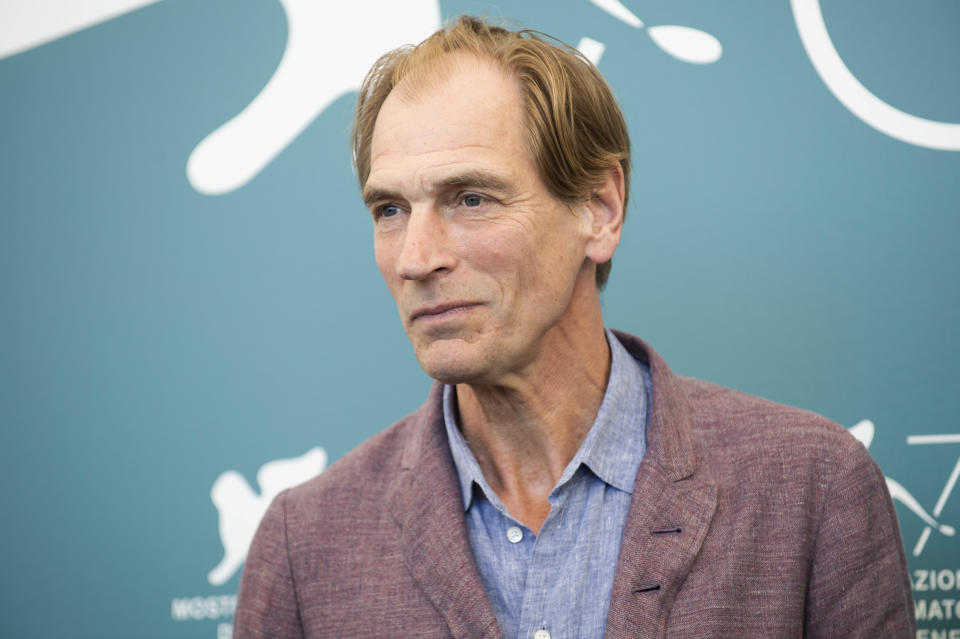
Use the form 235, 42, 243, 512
443, 329, 650, 511
443, 383, 490, 510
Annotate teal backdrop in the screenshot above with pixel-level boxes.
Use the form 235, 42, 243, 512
1, 1, 958, 637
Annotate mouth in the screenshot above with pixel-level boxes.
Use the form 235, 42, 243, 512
409, 301, 481, 322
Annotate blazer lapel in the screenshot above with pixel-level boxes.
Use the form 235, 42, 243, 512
388, 385, 503, 639
604, 461, 717, 638
605, 332, 719, 638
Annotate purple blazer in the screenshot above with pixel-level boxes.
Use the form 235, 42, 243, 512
234, 331, 915, 638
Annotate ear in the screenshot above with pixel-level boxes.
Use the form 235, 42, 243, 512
582, 163, 625, 266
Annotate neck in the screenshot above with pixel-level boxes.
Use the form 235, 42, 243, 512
454, 278, 610, 533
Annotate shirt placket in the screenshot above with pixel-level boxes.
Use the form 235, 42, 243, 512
516, 486, 571, 639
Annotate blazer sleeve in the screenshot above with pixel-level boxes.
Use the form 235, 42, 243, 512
233, 490, 305, 639
803, 437, 916, 637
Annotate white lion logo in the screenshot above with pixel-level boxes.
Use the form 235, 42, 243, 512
208, 447, 327, 587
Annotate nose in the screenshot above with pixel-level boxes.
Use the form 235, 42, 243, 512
396, 208, 454, 280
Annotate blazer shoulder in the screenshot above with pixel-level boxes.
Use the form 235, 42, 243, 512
614, 330, 861, 461
280, 408, 425, 525
301, 413, 419, 491
673, 376, 890, 548
676, 375, 864, 462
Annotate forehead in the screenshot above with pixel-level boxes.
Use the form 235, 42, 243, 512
366, 56, 533, 194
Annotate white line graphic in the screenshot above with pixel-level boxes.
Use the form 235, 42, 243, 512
0, 0, 441, 196
0, 0, 161, 60
908, 434, 960, 445
186, 0, 440, 195
914, 456, 960, 556
589, 0, 644, 28
587, 0, 722, 66
577, 37, 606, 66
850, 421, 957, 555
792, 0, 960, 151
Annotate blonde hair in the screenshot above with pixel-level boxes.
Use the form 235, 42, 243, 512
352, 15, 630, 288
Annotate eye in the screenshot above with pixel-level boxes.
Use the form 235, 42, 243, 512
377, 204, 402, 218
462, 194, 484, 208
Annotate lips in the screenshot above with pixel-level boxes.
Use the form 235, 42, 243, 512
409, 301, 481, 322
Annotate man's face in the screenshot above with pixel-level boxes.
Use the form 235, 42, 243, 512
364, 56, 596, 385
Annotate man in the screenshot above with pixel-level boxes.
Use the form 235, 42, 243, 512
234, 16, 914, 638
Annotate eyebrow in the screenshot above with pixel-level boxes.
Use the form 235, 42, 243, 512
362, 170, 515, 207
361, 185, 396, 208
435, 171, 513, 193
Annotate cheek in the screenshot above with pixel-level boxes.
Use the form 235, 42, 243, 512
462, 234, 525, 295
446, 223, 507, 272
525, 227, 588, 302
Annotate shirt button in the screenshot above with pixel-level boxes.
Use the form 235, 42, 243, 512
506, 526, 523, 543
533, 630, 550, 639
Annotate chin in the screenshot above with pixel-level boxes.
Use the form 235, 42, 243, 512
411, 340, 494, 385
416, 356, 487, 386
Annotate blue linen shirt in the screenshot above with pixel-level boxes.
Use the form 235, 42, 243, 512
443, 330, 651, 639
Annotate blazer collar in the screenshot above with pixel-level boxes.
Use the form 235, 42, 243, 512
389, 384, 503, 639
611, 330, 697, 481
